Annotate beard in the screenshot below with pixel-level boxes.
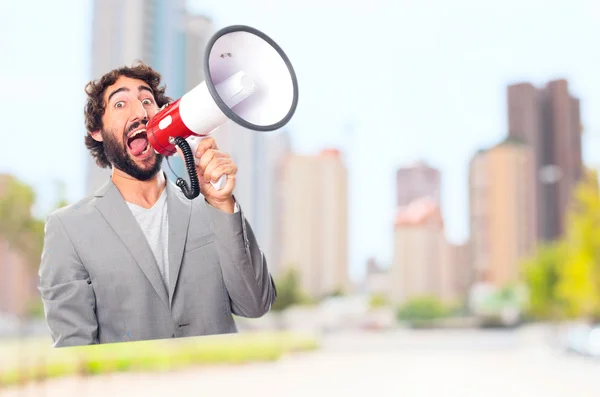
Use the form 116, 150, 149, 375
101, 125, 164, 181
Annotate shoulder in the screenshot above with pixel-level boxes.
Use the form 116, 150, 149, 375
45, 196, 97, 231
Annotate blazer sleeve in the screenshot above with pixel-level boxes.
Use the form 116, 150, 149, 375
38, 213, 99, 347
205, 200, 277, 318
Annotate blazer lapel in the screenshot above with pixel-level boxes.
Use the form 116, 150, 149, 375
166, 181, 191, 307
92, 177, 170, 311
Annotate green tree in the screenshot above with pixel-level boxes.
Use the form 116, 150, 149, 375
271, 267, 311, 311
0, 176, 70, 321
522, 169, 600, 322
522, 242, 565, 320
556, 169, 600, 321
0, 175, 45, 271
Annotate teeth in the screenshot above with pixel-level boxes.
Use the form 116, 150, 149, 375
130, 129, 146, 138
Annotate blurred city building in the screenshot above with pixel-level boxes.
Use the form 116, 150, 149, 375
468, 137, 537, 288
396, 160, 441, 207
390, 161, 467, 305
280, 149, 349, 298
390, 197, 447, 304
0, 241, 34, 317
507, 79, 583, 242
447, 242, 471, 302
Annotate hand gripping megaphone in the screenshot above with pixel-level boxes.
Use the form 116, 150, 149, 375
146, 25, 299, 199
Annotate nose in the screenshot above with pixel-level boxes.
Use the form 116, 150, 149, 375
130, 99, 148, 123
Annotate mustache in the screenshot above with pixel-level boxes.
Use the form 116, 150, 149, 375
126, 119, 148, 135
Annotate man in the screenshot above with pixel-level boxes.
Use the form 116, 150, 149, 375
38, 62, 277, 347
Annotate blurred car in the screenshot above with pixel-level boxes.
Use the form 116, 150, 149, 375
585, 325, 600, 358
556, 322, 598, 356
468, 283, 527, 328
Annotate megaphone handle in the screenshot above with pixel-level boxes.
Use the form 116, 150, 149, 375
211, 175, 227, 191
186, 135, 227, 191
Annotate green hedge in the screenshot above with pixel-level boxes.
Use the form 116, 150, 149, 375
397, 296, 451, 323
0, 331, 319, 387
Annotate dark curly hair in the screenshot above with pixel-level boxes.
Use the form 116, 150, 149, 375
84, 61, 172, 168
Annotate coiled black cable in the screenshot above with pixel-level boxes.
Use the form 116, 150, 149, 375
173, 136, 200, 199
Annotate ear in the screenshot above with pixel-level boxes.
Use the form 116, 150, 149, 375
89, 130, 104, 142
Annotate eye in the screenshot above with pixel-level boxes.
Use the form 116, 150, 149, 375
142, 98, 153, 105
115, 101, 125, 109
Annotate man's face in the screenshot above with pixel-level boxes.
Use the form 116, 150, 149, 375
94, 76, 164, 180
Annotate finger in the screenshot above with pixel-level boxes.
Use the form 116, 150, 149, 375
196, 149, 216, 173
206, 164, 237, 186
197, 149, 227, 172
194, 137, 218, 160
204, 158, 235, 183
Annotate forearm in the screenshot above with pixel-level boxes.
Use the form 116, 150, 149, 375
205, 202, 277, 317
40, 279, 99, 347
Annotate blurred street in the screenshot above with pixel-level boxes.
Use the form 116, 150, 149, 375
3, 324, 600, 397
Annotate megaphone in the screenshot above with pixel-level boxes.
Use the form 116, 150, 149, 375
146, 25, 299, 199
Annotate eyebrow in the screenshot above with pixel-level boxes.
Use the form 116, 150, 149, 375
107, 85, 154, 103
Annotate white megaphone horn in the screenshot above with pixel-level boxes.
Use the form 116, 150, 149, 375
146, 25, 299, 199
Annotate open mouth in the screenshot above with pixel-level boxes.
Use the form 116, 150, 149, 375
126, 129, 150, 157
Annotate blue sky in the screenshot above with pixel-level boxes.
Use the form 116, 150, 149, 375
0, 0, 599, 281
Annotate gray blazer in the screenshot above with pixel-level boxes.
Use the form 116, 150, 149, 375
38, 174, 277, 347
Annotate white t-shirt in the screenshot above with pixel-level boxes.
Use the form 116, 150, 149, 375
126, 187, 170, 291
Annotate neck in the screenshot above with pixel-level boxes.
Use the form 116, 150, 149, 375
111, 168, 166, 209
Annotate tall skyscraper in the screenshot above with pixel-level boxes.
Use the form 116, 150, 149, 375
85, 0, 213, 195
468, 138, 537, 287
280, 149, 348, 298
396, 161, 441, 207
507, 79, 582, 241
